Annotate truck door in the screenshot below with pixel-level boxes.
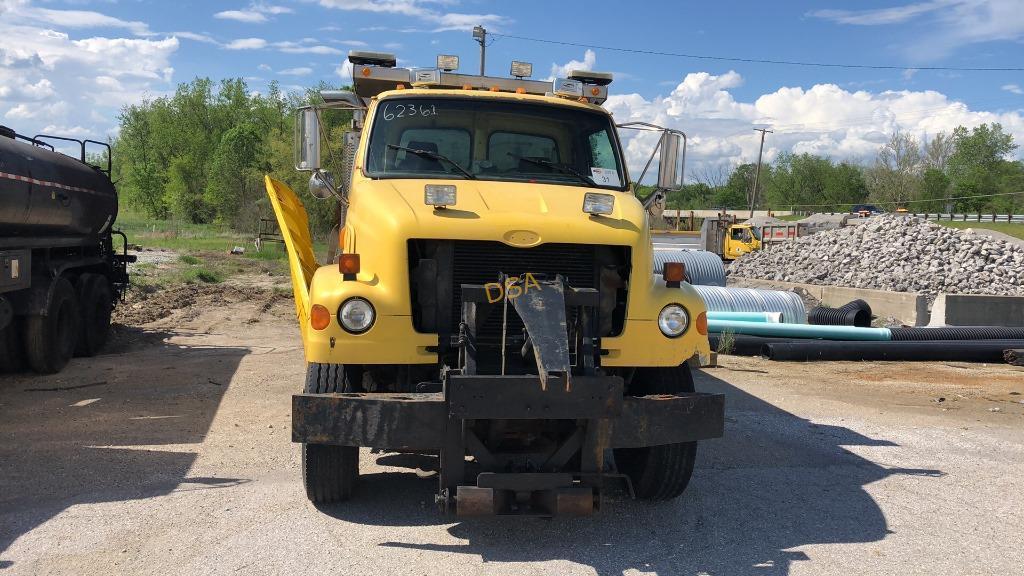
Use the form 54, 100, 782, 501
264, 176, 319, 340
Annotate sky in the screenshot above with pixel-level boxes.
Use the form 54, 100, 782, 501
2, 0, 1024, 177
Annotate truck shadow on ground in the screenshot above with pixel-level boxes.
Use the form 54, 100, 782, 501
319, 369, 943, 576
0, 327, 250, 569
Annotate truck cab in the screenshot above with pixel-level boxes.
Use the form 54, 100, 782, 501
724, 223, 761, 259
699, 216, 761, 261
269, 51, 724, 516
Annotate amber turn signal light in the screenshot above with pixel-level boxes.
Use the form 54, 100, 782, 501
663, 262, 686, 283
696, 312, 708, 336
310, 304, 331, 331
339, 253, 360, 276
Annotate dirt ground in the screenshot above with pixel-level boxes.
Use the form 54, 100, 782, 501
2, 279, 1023, 575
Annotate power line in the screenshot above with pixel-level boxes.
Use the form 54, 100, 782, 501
490, 32, 1024, 72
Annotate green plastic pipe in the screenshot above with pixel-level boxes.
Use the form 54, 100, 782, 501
708, 319, 892, 341
706, 311, 784, 324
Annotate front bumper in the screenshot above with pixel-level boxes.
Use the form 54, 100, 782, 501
292, 374, 725, 449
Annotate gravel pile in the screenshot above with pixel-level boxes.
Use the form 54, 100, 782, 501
730, 215, 1024, 298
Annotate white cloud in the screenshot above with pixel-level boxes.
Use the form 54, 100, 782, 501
1, 0, 153, 36
214, 3, 293, 23
215, 10, 268, 23
257, 63, 272, 71
0, 5, 178, 139
172, 31, 218, 44
811, 0, 1024, 59
810, 2, 943, 25
603, 65, 1024, 180
336, 60, 354, 84
316, 0, 507, 31
548, 49, 596, 81
278, 67, 313, 76
272, 41, 342, 55
225, 37, 268, 50
1003, 84, 1024, 95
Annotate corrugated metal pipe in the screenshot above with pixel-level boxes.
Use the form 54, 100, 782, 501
652, 250, 726, 287
762, 340, 1024, 363
808, 299, 872, 328
692, 285, 808, 324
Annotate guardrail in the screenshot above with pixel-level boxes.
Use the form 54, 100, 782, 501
908, 213, 1024, 224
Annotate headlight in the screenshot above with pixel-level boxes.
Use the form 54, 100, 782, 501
582, 192, 614, 215
424, 184, 456, 207
658, 304, 689, 338
338, 298, 375, 334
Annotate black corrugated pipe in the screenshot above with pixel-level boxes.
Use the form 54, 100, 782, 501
889, 326, 1024, 341
762, 339, 1024, 362
709, 334, 817, 356
808, 299, 872, 328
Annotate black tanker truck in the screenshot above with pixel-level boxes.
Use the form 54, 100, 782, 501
0, 126, 132, 375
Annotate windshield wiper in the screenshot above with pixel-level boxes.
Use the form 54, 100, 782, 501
507, 153, 597, 187
388, 144, 476, 179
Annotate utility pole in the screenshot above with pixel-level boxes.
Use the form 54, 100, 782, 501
750, 127, 772, 218
472, 25, 487, 76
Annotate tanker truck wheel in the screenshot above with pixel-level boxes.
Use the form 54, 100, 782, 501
614, 364, 698, 501
23, 277, 81, 374
75, 274, 113, 357
301, 362, 360, 504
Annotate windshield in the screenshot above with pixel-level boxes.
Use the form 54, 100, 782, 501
364, 97, 626, 190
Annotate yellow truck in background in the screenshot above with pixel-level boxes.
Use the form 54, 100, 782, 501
700, 216, 762, 260
267, 51, 724, 516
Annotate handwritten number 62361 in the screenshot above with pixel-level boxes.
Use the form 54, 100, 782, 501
381, 104, 437, 121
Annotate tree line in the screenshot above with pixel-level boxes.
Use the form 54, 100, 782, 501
667, 123, 1023, 213
113, 77, 351, 237
111, 77, 1024, 234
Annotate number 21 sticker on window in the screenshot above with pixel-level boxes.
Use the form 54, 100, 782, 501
590, 167, 619, 187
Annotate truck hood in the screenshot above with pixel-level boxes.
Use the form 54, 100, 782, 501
347, 178, 648, 250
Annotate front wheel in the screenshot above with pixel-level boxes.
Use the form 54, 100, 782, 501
301, 363, 360, 504
614, 364, 699, 501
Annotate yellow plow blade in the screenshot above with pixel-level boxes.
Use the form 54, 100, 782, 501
264, 176, 319, 341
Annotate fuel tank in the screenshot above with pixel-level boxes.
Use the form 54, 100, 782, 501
0, 130, 118, 239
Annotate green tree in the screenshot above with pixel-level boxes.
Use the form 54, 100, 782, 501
947, 123, 1018, 211
920, 168, 951, 212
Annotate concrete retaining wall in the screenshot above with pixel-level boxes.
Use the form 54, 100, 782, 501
928, 294, 1024, 327
729, 277, 929, 326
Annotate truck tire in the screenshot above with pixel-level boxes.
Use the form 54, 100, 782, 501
0, 316, 25, 374
301, 362, 360, 504
614, 364, 698, 501
75, 274, 113, 357
23, 277, 80, 374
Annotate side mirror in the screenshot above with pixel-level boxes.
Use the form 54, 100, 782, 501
295, 107, 320, 171
309, 170, 336, 200
657, 131, 685, 191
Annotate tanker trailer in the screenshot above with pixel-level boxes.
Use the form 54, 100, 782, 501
0, 126, 133, 375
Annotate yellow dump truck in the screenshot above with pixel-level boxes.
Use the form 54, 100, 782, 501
267, 51, 724, 516
699, 216, 762, 261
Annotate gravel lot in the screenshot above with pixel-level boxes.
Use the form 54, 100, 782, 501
2, 284, 1023, 575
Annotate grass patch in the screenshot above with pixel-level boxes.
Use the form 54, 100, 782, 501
179, 254, 201, 265
715, 330, 736, 355
183, 267, 224, 284
940, 221, 1024, 241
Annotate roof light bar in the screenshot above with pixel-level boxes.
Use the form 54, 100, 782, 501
348, 50, 397, 68
568, 70, 613, 86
